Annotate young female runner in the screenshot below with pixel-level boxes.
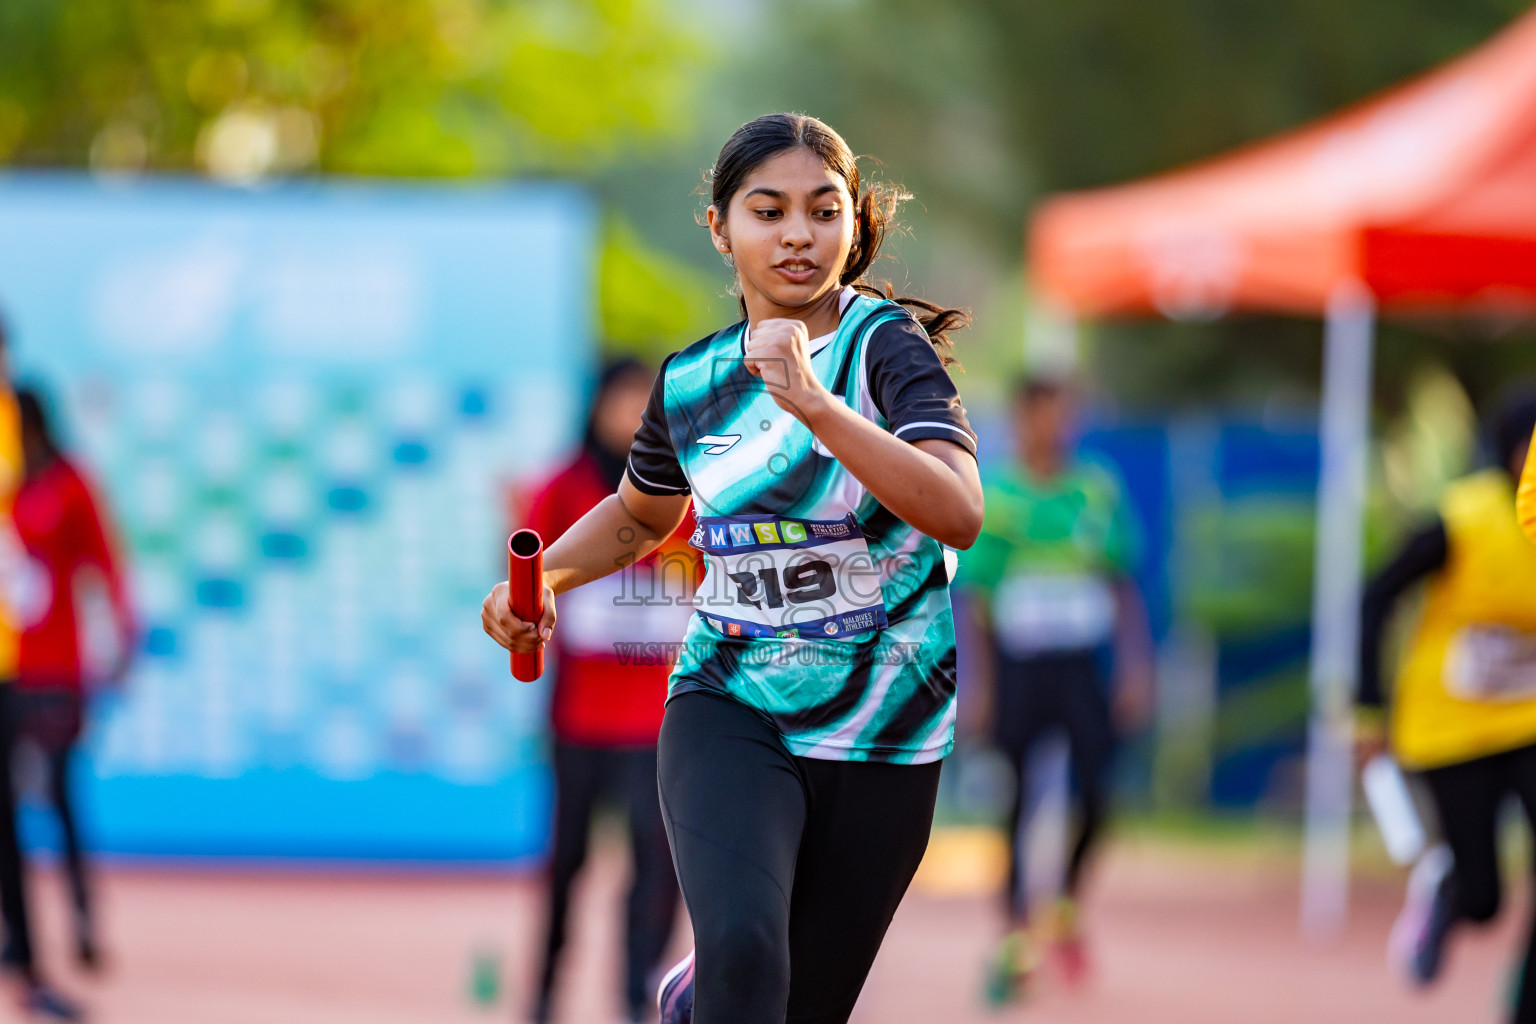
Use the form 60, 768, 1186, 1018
483, 112, 982, 1024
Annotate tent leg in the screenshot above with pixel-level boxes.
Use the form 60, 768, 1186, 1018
1301, 284, 1376, 940
1025, 285, 1081, 375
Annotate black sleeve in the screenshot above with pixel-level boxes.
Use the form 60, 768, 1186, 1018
1358, 518, 1449, 708
864, 318, 978, 457
623, 354, 691, 496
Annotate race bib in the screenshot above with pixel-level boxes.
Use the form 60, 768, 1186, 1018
991, 571, 1116, 658
1444, 625, 1536, 703
691, 513, 888, 640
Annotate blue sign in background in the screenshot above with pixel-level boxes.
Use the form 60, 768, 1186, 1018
0, 175, 596, 861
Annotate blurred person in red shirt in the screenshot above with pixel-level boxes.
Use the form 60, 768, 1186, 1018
11, 387, 134, 973
0, 328, 87, 1020
523, 358, 696, 1024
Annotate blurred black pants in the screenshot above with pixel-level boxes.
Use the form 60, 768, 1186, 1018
1421, 742, 1536, 1024
536, 742, 678, 1020
13, 690, 91, 943
994, 649, 1115, 924
0, 685, 35, 975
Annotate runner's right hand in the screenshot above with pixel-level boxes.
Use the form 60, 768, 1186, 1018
481, 581, 557, 653
1352, 709, 1389, 769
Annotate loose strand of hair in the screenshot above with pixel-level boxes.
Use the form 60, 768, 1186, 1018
844, 181, 969, 365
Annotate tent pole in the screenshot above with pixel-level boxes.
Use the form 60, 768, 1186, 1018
1025, 283, 1081, 376
1301, 282, 1376, 940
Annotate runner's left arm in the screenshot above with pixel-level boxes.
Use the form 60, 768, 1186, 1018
1104, 472, 1154, 730
952, 497, 1007, 740
73, 468, 137, 684
1111, 579, 1155, 731
1358, 520, 1447, 711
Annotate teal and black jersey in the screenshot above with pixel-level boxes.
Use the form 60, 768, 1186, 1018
625, 289, 977, 764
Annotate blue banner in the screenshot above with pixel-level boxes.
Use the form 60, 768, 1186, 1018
0, 174, 596, 861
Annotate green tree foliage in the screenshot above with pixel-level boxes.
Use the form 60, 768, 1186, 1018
738, 0, 1528, 259
599, 217, 722, 361
724, 0, 1536, 407
0, 0, 703, 178
0, 0, 723, 352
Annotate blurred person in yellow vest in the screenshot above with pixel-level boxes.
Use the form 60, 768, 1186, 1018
1357, 390, 1536, 1024
0, 317, 84, 1020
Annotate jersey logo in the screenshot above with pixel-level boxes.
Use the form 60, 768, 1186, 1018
695, 434, 741, 455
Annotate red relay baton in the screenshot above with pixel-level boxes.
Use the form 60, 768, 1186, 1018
507, 529, 545, 682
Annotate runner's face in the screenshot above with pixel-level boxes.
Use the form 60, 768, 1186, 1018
710, 147, 855, 317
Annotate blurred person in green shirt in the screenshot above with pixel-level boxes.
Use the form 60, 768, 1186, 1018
958, 375, 1153, 1005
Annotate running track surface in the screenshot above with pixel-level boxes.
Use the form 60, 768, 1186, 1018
8, 835, 1516, 1023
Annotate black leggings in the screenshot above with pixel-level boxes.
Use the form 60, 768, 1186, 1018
13, 691, 92, 940
536, 743, 678, 1020
994, 650, 1115, 924
658, 691, 941, 1024
0, 686, 35, 976
1422, 743, 1536, 1024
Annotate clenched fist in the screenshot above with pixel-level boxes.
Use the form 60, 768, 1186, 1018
744, 318, 834, 425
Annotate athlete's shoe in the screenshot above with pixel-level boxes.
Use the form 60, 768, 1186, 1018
983, 930, 1038, 1008
19, 982, 84, 1022
1046, 898, 1090, 988
656, 949, 694, 1024
1389, 843, 1456, 987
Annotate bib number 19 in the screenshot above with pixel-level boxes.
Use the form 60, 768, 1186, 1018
727, 559, 835, 609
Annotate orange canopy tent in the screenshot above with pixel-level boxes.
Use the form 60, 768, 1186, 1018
1026, 7, 1536, 938
1030, 6, 1536, 320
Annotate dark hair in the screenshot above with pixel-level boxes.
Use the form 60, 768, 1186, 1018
1012, 374, 1070, 406
15, 386, 59, 460
583, 355, 653, 445
705, 113, 968, 364
1488, 386, 1536, 473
